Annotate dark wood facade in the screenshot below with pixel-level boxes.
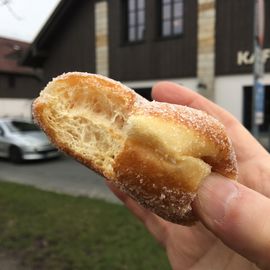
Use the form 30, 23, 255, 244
108, 0, 198, 81
43, 0, 95, 82
0, 74, 41, 99
22, 0, 270, 83
215, 0, 270, 75
22, 0, 96, 86
41, 0, 96, 84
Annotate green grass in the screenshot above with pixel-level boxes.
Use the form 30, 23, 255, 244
0, 181, 171, 270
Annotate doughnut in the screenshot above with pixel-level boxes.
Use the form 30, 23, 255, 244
32, 72, 238, 225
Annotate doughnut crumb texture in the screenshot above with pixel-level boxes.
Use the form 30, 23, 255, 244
33, 72, 238, 225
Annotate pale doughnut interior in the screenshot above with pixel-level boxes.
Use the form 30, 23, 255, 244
38, 78, 128, 175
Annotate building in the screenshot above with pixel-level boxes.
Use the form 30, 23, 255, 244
0, 37, 42, 119
21, 0, 270, 146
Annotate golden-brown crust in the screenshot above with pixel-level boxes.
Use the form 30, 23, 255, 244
113, 138, 198, 224
32, 72, 238, 226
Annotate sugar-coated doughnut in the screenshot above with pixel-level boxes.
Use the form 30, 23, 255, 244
32, 72, 238, 225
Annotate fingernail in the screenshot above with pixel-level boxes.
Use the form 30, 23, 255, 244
195, 174, 239, 223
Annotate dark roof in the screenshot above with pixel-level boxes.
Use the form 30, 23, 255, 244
21, 0, 77, 67
0, 37, 36, 75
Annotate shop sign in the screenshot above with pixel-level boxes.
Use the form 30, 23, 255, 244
237, 48, 270, 66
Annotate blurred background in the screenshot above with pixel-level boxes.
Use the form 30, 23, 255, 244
0, 0, 269, 269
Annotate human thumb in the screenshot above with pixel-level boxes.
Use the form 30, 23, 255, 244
194, 174, 270, 269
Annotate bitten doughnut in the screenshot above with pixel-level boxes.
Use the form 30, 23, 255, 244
32, 72, 238, 225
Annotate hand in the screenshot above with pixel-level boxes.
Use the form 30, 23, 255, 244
108, 82, 270, 270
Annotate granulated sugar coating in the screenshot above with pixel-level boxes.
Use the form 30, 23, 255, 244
134, 100, 238, 178
34, 72, 238, 225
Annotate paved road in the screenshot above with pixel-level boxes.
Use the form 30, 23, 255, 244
0, 155, 118, 203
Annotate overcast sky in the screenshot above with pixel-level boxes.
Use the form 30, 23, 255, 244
0, 0, 61, 42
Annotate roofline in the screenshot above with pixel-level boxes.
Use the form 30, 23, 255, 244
0, 36, 30, 45
21, 0, 76, 66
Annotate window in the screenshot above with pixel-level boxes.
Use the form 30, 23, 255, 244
161, 0, 184, 37
126, 0, 145, 42
0, 125, 4, 136
7, 121, 40, 133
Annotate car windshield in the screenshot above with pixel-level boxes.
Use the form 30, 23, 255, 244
7, 121, 40, 133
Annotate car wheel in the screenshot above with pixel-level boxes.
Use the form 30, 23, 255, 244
9, 146, 23, 163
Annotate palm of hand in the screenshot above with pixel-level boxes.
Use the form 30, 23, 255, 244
159, 137, 269, 270
111, 138, 268, 270
164, 221, 256, 269
108, 82, 270, 270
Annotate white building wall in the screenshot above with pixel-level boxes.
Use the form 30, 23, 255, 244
215, 73, 270, 122
0, 98, 33, 120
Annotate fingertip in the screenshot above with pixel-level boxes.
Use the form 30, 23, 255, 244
152, 81, 172, 101
151, 81, 199, 107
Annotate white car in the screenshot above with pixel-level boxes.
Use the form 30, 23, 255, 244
0, 118, 60, 162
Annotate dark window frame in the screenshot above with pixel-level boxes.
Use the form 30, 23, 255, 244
123, 0, 146, 44
159, 0, 184, 39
